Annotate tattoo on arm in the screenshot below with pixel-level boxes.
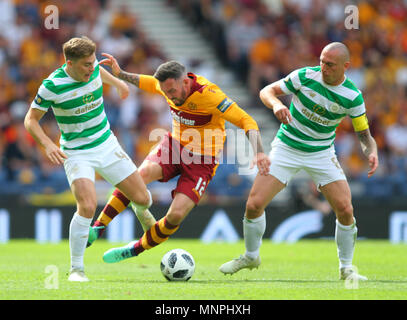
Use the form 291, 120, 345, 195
118, 71, 140, 87
357, 129, 377, 157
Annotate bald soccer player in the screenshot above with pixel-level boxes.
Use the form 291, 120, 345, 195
220, 42, 379, 281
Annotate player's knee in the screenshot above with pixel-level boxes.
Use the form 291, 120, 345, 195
245, 197, 264, 219
166, 209, 185, 226
336, 201, 353, 216
138, 166, 150, 183
138, 164, 159, 185
135, 190, 152, 208
335, 202, 354, 224
78, 199, 97, 217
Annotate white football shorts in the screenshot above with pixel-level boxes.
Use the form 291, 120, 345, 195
63, 134, 137, 186
268, 137, 346, 188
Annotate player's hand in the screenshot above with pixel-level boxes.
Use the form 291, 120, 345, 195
273, 104, 292, 124
116, 80, 129, 99
45, 142, 67, 165
367, 152, 379, 178
99, 53, 121, 77
250, 152, 271, 176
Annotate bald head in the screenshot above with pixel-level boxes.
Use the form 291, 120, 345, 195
322, 42, 350, 63
320, 42, 351, 85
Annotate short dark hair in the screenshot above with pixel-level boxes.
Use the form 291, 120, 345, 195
154, 61, 186, 82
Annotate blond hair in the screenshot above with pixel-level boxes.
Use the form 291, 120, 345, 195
63, 36, 96, 61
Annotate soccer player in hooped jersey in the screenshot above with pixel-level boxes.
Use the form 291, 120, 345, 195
90, 53, 271, 263
220, 42, 379, 281
24, 37, 154, 282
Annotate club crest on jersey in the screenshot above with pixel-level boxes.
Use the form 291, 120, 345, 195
188, 102, 197, 110
312, 104, 326, 116
82, 93, 94, 104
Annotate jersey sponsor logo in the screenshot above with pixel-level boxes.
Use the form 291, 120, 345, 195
74, 101, 100, 114
301, 108, 331, 126
170, 107, 212, 126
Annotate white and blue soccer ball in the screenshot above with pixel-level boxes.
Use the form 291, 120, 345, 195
160, 249, 195, 281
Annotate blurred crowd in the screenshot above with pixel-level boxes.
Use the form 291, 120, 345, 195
0, 0, 406, 205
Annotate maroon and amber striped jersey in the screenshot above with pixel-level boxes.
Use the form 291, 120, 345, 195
139, 73, 259, 156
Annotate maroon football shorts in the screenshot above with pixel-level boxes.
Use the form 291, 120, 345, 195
145, 133, 219, 204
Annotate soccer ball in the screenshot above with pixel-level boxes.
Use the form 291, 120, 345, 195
160, 249, 195, 281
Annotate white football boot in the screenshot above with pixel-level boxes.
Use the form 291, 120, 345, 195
219, 255, 261, 275
68, 268, 89, 282
340, 266, 368, 281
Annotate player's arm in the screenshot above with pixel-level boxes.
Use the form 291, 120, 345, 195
99, 53, 160, 95
259, 81, 292, 124
99, 66, 129, 99
220, 102, 270, 175
245, 129, 271, 175
352, 114, 379, 178
24, 108, 67, 165
99, 52, 140, 86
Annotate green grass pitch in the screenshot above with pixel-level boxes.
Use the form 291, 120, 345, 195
0, 239, 406, 300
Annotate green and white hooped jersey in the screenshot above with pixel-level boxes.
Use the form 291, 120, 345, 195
278, 66, 366, 152
31, 60, 111, 151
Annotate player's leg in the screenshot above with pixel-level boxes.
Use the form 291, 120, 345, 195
320, 180, 367, 281
87, 131, 168, 244
95, 160, 163, 223
87, 163, 160, 246
220, 138, 297, 274
219, 173, 286, 274
103, 192, 195, 263
102, 156, 212, 263
115, 165, 157, 223
130, 160, 165, 230
68, 177, 97, 281
244, 174, 285, 256
89, 188, 131, 242
89, 132, 172, 244
133, 192, 194, 253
